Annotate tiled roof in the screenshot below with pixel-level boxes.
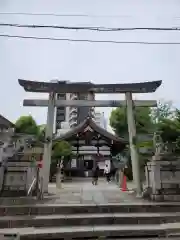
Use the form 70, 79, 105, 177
54, 117, 127, 145
0, 114, 14, 128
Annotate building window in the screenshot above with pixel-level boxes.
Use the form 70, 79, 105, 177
56, 121, 62, 127
57, 94, 66, 100
57, 107, 64, 111
56, 114, 65, 120
56, 115, 65, 121
80, 94, 87, 100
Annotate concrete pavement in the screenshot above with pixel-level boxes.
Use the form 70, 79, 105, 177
47, 179, 143, 204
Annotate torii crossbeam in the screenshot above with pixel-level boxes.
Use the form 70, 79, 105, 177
23, 99, 157, 107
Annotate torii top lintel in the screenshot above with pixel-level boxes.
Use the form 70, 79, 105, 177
18, 79, 162, 94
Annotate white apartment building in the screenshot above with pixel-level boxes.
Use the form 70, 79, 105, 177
55, 93, 71, 128
56, 91, 95, 130
94, 111, 107, 129
54, 80, 106, 132
68, 92, 95, 128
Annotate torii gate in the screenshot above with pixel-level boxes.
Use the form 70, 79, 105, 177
18, 79, 162, 196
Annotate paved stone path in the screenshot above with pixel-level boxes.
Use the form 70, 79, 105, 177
46, 179, 144, 204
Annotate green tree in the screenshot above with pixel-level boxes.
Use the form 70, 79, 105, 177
110, 101, 180, 180
110, 106, 153, 181
151, 101, 180, 144
15, 115, 39, 135
151, 100, 174, 124
50, 140, 72, 181
52, 140, 72, 161
37, 124, 46, 141
109, 106, 153, 138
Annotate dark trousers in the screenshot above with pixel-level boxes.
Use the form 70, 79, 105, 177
92, 176, 98, 185
106, 173, 110, 182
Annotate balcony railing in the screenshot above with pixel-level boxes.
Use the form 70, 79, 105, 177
70, 94, 78, 100
69, 113, 78, 121
69, 120, 77, 128
69, 107, 78, 115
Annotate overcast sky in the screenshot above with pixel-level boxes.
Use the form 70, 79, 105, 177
0, 0, 180, 128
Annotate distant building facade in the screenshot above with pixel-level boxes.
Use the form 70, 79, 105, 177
55, 89, 95, 131
94, 111, 106, 129
55, 93, 70, 131
54, 81, 107, 135
68, 92, 95, 128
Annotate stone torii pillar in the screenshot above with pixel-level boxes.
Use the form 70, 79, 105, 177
125, 92, 142, 196
41, 92, 56, 193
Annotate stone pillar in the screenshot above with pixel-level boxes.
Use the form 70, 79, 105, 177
56, 167, 62, 189
146, 160, 161, 200
125, 92, 142, 196
42, 92, 55, 194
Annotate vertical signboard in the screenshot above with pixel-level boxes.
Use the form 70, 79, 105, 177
71, 159, 77, 168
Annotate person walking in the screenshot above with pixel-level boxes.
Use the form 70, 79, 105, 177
104, 164, 110, 182
92, 165, 100, 185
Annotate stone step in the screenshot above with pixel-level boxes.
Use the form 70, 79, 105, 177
0, 212, 180, 228
73, 239, 180, 240
0, 197, 38, 205
168, 233, 180, 238
0, 224, 171, 239
0, 236, 179, 240
1, 202, 180, 216
0, 190, 28, 197
0, 237, 173, 240
0, 196, 48, 207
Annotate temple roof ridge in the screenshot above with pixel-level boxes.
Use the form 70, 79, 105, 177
54, 117, 127, 144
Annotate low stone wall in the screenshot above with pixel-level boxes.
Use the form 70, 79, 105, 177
146, 155, 180, 201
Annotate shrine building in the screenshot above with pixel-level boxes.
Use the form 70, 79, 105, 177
54, 117, 127, 177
